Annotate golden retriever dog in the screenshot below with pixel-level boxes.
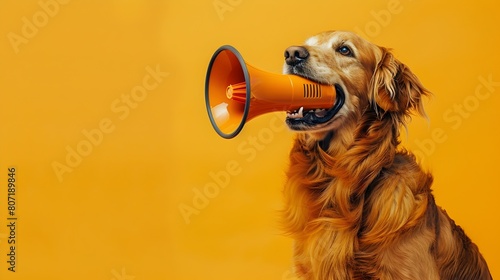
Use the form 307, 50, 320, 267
281, 31, 492, 279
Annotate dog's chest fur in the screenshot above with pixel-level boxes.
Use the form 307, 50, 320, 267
283, 137, 437, 279
283, 133, 491, 279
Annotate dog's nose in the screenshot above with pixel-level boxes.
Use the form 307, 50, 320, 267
284, 46, 309, 66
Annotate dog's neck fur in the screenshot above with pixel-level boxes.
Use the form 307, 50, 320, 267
283, 109, 404, 278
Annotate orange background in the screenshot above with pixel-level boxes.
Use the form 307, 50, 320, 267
0, 0, 499, 279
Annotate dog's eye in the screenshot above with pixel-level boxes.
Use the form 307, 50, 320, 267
337, 46, 353, 57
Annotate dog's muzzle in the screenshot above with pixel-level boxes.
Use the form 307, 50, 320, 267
283, 46, 345, 130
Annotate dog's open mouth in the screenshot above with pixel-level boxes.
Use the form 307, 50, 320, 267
286, 84, 345, 129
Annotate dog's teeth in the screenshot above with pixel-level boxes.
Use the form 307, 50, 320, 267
298, 107, 304, 118
287, 107, 305, 119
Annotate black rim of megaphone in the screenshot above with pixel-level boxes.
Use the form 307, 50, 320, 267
205, 45, 251, 139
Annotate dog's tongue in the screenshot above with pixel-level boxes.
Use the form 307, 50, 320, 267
314, 109, 327, 118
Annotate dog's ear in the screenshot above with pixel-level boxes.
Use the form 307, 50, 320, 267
370, 47, 429, 118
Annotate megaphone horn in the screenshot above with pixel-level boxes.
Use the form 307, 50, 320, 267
205, 45, 344, 139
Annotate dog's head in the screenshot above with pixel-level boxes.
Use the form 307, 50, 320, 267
283, 31, 429, 134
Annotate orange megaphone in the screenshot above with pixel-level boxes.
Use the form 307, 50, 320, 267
205, 45, 344, 138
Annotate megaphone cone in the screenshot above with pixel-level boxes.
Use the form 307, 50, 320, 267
205, 45, 343, 138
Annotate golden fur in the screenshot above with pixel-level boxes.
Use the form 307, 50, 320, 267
281, 31, 492, 279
